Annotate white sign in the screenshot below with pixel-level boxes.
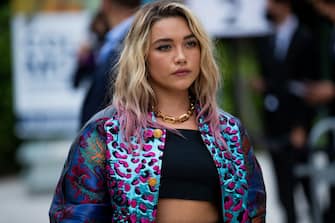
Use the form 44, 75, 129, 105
12, 13, 90, 139
186, 0, 272, 38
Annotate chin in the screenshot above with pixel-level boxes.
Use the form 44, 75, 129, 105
172, 84, 193, 92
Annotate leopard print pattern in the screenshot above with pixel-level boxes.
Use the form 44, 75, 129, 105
104, 109, 249, 223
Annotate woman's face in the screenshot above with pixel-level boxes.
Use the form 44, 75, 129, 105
147, 16, 201, 95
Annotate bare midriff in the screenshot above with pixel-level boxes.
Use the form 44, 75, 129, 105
156, 199, 220, 223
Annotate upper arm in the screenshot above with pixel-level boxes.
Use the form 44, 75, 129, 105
219, 111, 266, 222
240, 123, 266, 223
49, 119, 112, 223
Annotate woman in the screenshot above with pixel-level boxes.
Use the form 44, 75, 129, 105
49, 1, 266, 222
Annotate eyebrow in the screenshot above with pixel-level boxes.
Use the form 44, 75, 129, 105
152, 34, 196, 44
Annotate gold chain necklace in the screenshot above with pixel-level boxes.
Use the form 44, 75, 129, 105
154, 102, 195, 124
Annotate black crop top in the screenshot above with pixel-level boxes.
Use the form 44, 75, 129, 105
159, 129, 221, 205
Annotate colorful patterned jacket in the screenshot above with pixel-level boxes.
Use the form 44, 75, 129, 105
49, 106, 266, 223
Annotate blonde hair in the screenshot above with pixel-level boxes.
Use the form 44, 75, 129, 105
113, 0, 222, 143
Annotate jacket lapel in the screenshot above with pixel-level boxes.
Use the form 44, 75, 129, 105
197, 107, 249, 222
104, 113, 165, 222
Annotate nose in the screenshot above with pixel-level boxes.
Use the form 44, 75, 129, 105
174, 47, 186, 64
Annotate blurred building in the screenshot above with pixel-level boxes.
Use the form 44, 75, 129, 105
11, 0, 100, 192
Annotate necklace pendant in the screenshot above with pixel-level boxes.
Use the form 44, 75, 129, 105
178, 114, 189, 123
154, 100, 195, 124
163, 115, 177, 124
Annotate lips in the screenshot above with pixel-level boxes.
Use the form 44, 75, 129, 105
173, 69, 191, 76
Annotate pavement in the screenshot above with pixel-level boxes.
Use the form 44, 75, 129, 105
0, 176, 53, 223
0, 150, 312, 223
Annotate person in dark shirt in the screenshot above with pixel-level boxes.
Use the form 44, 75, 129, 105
253, 0, 318, 222
306, 0, 335, 221
72, 10, 109, 89
307, 0, 335, 114
80, 0, 140, 127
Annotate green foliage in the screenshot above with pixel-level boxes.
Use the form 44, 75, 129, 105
215, 39, 265, 149
0, 2, 21, 175
215, 40, 235, 114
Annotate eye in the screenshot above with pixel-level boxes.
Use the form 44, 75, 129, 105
185, 40, 198, 48
156, 44, 171, 51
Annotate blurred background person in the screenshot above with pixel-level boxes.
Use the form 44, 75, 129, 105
72, 9, 109, 89
307, 0, 335, 221
252, 0, 319, 222
309, 0, 335, 113
80, 0, 141, 127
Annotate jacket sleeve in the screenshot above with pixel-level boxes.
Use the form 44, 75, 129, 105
241, 126, 266, 223
49, 118, 112, 223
